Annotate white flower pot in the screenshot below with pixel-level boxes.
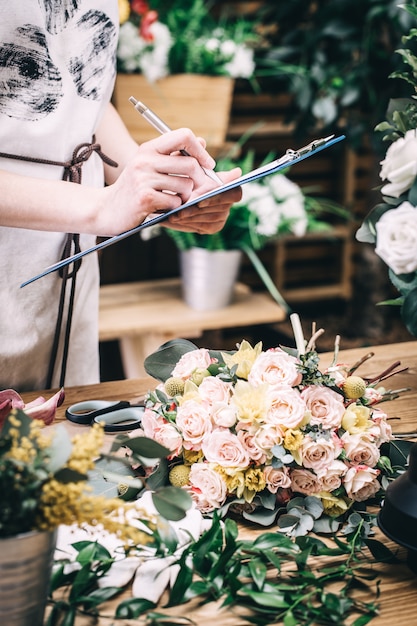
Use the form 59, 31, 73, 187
180, 248, 242, 310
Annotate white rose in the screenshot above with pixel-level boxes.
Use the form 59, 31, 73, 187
266, 387, 307, 429
375, 202, 417, 275
198, 377, 232, 405
380, 129, 417, 197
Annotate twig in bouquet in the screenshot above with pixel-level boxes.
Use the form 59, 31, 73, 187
365, 361, 408, 385
306, 327, 325, 352
347, 352, 375, 375
329, 333, 341, 368
290, 312, 305, 355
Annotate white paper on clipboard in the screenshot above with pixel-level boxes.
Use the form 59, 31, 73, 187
21, 134, 345, 287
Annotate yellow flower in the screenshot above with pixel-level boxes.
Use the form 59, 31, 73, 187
284, 428, 304, 451
319, 491, 352, 518
221, 340, 263, 379
178, 379, 201, 404
342, 404, 372, 434
183, 449, 204, 464
244, 467, 266, 493
215, 465, 245, 497
118, 0, 131, 25
232, 380, 271, 425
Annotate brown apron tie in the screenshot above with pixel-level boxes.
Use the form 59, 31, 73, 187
0, 138, 118, 388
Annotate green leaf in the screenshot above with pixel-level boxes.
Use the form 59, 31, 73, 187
124, 436, 171, 459
144, 339, 198, 381
240, 587, 289, 609
115, 597, 155, 618
152, 485, 192, 520
248, 558, 267, 590
78, 586, 121, 608
364, 538, 398, 563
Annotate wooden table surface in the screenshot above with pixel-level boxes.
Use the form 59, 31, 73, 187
30, 339, 417, 625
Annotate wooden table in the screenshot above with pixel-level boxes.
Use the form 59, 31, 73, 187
25, 340, 417, 625
99, 278, 285, 379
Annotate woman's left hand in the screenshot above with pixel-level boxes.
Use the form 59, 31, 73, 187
165, 168, 242, 234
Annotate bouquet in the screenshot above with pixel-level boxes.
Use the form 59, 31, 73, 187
141, 318, 404, 536
357, 0, 417, 337
117, 0, 259, 82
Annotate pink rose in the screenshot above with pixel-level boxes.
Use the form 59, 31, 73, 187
301, 385, 345, 429
172, 348, 213, 379
176, 399, 213, 450
316, 459, 347, 492
341, 432, 380, 467
202, 429, 250, 468
198, 377, 232, 405
187, 463, 227, 513
343, 465, 380, 502
248, 348, 302, 390
141, 409, 183, 458
264, 465, 291, 493
237, 429, 267, 464
298, 434, 339, 472
368, 409, 393, 445
266, 387, 306, 429
290, 468, 322, 495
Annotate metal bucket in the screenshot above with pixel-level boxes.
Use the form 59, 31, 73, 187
0, 529, 57, 626
180, 248, 242, 310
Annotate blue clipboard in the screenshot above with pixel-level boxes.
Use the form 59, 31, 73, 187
21, 134, 345, 287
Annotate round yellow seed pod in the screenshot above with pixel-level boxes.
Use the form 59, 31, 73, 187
342, 375, 367, 399
164, 376, 185, 397
169, 464, 191, 487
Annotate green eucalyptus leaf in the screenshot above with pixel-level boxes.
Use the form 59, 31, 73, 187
152, 485, 192, 520
242, 506, 278, 526
144, 339, 198, 381
47, 424, 73, 474
313, 516, 340, 534
124, 436, 170, 459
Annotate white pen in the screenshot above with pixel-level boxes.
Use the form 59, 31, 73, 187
129, 96, 222, 185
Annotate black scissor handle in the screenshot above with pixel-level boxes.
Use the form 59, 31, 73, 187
65, 400, 131, 424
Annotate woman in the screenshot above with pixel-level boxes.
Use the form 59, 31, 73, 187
0, 1, 242, 391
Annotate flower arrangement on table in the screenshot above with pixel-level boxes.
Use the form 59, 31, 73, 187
117, 0, 260, 82
141, 316, 405, 536
357, 0, 417, 338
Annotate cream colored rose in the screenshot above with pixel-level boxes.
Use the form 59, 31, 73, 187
341, 432, 380, 467
301, 385, 345, 429
290, 468, 322, 496
266, 387, 307, 429
253, 423, 285, 456
298, 434, 339, 472
341, 404, 372, 434
202, 429, 250, 468
264, 465, 291, 493
343, 465, 380, 502
172, 348, 213, 379
211, 402, 238, 428
248, 348, 302, 390
198, 377, 232, 405
316, 459, 348, 492
188, 464, 227, 513
380, 129, 417, 198
176, 399, 213, 450
375, 202, 417, 275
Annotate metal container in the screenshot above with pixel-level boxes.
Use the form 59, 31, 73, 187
0, 529, 57, 626
180, 248, 242, 310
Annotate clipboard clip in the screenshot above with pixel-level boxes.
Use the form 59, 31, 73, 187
285, 134, 335, 161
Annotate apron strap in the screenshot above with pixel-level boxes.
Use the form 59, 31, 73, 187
0, 139, 118, 388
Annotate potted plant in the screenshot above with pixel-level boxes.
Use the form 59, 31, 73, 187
0, 388, 190, 626
114, 0, 261, 151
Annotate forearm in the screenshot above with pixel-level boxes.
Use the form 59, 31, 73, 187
0, 169, 103, 233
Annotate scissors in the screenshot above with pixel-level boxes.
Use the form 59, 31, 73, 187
65, 400, 144, 433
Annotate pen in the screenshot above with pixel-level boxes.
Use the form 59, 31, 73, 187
129, 96, 222, 185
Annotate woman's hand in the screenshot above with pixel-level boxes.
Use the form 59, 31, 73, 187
166, 167, 242, 234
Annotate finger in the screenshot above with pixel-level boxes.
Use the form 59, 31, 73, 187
152, 128, 216, 170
